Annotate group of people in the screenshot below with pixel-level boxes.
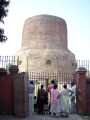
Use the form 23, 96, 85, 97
28, 79, 76, 117
48, 81, 71, 117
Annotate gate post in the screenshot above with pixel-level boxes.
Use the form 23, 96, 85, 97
76, 67, 87, 114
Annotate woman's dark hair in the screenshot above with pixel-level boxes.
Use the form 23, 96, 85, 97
30, 80, 33, 84
54, 84, 57, 89
41, 84, 44, 89
51, 79, 55, 84
63, 84, 67, 89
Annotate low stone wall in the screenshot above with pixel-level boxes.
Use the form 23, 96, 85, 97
12, 72, 29, 117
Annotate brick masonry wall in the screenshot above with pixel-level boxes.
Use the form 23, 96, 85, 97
12, 72, 29, 117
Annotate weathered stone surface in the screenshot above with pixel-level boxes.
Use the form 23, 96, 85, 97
22, 15, 67, 49
16, 14, 76, 74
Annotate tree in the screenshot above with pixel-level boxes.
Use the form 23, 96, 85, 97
0, 0, 9, 42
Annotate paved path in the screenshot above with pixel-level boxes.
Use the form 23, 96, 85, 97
0, 114, 83, 120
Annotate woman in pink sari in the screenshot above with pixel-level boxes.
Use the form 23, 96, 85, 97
48, 80, 55, 113
48, 80, 55, 92
50, 84, 60, 116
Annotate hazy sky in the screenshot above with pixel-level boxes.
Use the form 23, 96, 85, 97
0, 0, 90, 60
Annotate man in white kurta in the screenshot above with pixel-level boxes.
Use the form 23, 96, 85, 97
28, 80, 35, 115
60, 84, 70, 116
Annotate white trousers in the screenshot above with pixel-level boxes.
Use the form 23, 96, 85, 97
29, 94, 34, 115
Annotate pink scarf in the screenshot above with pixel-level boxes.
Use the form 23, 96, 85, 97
51, 88, 59, 104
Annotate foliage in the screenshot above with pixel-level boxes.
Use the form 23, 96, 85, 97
0, 67, 7, 78
8, 65, 19, 74
0, 0, 9, 42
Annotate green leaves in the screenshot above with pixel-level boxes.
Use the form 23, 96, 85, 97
0, 0, 9, 42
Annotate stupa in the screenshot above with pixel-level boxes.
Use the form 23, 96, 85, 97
17, 15, 76, 74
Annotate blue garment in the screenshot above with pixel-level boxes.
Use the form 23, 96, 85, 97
28, 81, 35, 114
28, 80, 34, 94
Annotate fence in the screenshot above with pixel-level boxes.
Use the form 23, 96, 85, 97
1, 56, 90, 115
0, 55, 90, 75
77, 60, 90, 75
28, 72, 73, 83
0, 56, 17, 69
28, 72, 74, 95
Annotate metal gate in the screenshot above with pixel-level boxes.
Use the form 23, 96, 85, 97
28, 72, 73, 95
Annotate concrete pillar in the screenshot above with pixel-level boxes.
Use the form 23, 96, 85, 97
76, 67, 87, 114
9, 65, 29, 118
12, 72, 29, 117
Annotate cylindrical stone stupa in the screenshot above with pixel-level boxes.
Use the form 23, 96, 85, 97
17, 14, 76, 73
